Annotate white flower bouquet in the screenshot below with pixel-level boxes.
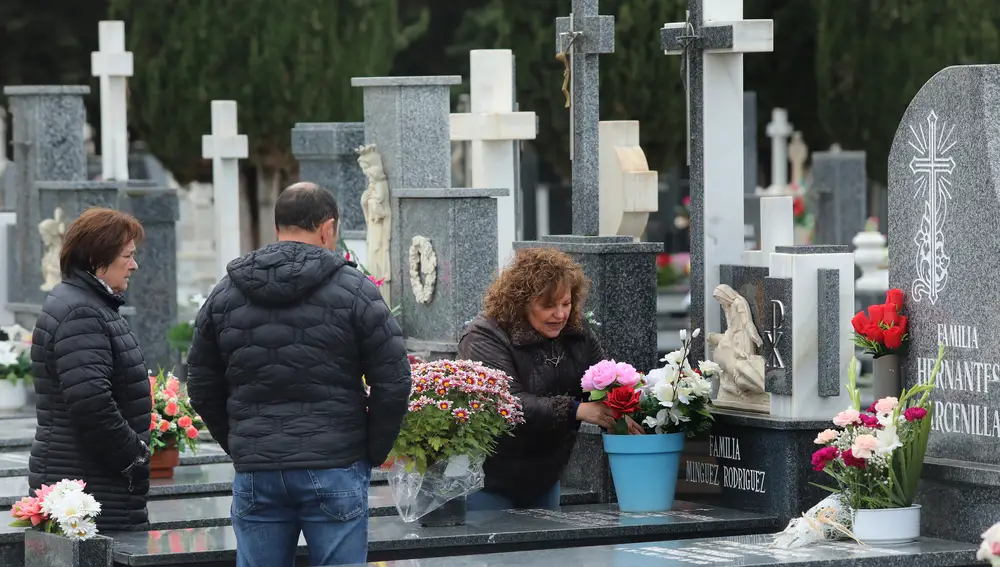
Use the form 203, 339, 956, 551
9, 479, 102, 540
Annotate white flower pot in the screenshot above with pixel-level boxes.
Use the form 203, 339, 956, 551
0, 378, 27, 411
853, 505, 921, 545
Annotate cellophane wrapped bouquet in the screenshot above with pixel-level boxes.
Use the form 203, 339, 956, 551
388, 359, 524, 522
9, 479, 102, 540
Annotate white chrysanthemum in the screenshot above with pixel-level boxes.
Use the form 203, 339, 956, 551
60, 517, 98, 541
48, 490, 101, 522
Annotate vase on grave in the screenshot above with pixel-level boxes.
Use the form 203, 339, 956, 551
0, 378, 28, 411
23, 531, 113, 567
418, 494, 468, 528
872, 354, 901, 402
150, 438, 180, 479
603, 432, 685, 512
852, 505, 921, 545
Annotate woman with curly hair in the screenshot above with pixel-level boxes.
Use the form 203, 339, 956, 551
458, 248, 642, 511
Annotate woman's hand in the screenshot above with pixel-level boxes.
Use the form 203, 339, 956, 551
625, 415, 645, 435
576, 401, 618, 430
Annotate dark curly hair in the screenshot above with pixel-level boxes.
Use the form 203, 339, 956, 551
483, 248, 589, 328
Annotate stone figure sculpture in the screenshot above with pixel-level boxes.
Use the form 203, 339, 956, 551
38, 207, 67, 292
357, 144, 392, 304
707, 284, 769, 412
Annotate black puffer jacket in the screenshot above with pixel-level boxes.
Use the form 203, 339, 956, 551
29, 269, 152, 532
457, 314, 605, 505
186, 241, 411, 471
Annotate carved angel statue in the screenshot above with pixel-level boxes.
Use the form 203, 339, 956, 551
357, 144, 392, 303
707, 284, 767, 404
38, 207, 67, 292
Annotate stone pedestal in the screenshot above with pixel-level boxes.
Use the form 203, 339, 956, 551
290, 122, 367, 261
513, 235, 661, 373
121, 182, 179, 370
396, 187, 507, 358
676, 410, 830, 527
23, 531, 112, 567
351, 75, 463, 305
4, 86, 89, 309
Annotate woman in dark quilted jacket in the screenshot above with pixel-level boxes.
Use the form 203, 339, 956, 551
458, 248, 643, 511
29, 207, 153, 532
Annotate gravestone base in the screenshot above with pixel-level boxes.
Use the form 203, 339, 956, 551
676, 410, 831, 526
917, 460, 1000, 543
513, 235, 662, 373
562, 424, 616, 504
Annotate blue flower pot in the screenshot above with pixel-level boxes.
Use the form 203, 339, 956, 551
603, 432, 685, 512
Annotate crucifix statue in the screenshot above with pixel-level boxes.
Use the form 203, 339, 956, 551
661, 0, 773, 362
554, 0, 615, 237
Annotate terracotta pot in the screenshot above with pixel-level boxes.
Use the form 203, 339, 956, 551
150, 439, 180, 479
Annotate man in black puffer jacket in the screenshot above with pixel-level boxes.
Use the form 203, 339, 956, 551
187, 183, 410, 567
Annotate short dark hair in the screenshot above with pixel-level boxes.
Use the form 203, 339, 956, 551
274, 182, 340, 232
60, 207, 145, 278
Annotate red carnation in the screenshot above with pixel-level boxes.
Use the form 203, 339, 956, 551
793, 196, 806, 217
656, 253, 671, 269
603, 385, 641, 419
886, 288, 905, 310
866, 401, 878, 414
682, 196, 691, 206
811, 446, 839, 472
884, 326, 904, 350
904, 407, 928, 422
841, 449, 867, 469
858, 414, 882, 429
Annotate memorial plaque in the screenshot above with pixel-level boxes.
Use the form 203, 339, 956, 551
888, 65, 1000, 465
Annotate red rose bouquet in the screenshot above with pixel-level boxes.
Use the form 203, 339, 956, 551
851, 288, 908, 356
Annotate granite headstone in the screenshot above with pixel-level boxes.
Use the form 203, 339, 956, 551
811, 150, 867, 245
290, 122, 367, 241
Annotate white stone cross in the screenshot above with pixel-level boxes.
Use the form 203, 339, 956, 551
661, 0, 774, 361
742, 196, 793, 268
90, 21, 133, 181
598, 121, 658, 239
201, 100, 248, 279
766, 108, 792, 190
450, 49, 537, 269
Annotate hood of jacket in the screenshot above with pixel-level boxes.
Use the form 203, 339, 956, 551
227, 241, 348, 307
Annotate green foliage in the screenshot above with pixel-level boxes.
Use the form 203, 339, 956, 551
166, 322, 194, 354
107, 0, 428, 183
816, 0, 1000, 184
389, 360, 523, 474
0, 351, 32, 385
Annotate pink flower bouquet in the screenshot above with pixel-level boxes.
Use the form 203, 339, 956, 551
811, 345, 944, 511
149, 370, 204, 455
9, 479, 101, 540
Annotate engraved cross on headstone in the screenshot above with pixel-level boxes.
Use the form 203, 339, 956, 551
554, 0, 615, 236
661, 0, 773, 362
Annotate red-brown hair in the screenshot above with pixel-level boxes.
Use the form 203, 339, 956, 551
483, 248, 589, 328
60, 207, 145, 278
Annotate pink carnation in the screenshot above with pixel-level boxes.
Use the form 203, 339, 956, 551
832, 408, 861, 427
874, 397, 898, 415
851, 434, 879, 459
582, 360, 619, 391
904, 407, 928, 422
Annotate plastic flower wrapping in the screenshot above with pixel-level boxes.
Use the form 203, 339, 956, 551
388, 359, 524, 522
148, 370, 205, 455
581, 328, 717, 436
773, 345, 946, 549
9, 479, 102, 540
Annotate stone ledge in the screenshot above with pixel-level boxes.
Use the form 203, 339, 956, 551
351, 76, 462, 88
395, 188, 509, 199
923, 456, 1000, 486
515, 236, 662, 254
3, 86, 90, 96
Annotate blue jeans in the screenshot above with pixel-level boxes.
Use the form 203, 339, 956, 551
231, 462, 371, 567
466, 482, 561, 511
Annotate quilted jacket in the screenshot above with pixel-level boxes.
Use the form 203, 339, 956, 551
29, 269, 152, 531
457, 314, 605, 504
186, 241, 411, 471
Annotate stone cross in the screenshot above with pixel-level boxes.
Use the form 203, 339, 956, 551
787, 131, 808, 186
662, 0, 774, 361
90, 21, 133, 181
201, 100, 248, 279
450, 49, 537, 268
597, 121, 657, 238
766, 108, 792, 189
555, 0, 615, 236
811, 150, 867, 246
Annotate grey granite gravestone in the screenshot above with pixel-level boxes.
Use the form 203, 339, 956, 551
554, 0, 615, 236
514, 236, 660, 373
4, 86, 89, 310
888, 64, 1000, 543
745, 92, 758, 194
121, 183, 179, 370
290, 122, 366, 241
396, 187, 507, 358
811, 150, 867, 245
350, 76, 462, 309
